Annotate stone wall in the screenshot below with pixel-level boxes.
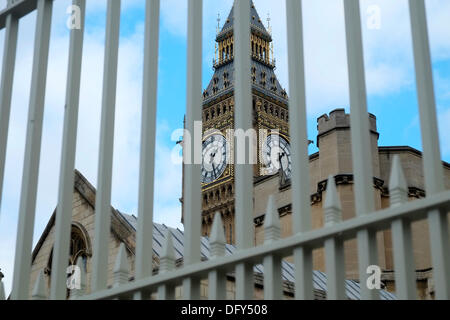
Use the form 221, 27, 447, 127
251, 109, 450, 296
29, 187, 135, 299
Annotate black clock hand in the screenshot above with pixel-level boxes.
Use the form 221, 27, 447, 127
212, 163, 217, 179
210, 152, 217, 179
278, 151, 285, 173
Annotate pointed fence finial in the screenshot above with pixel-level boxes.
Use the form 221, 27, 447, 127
32, 270, 47, 300
113, 243, 130, 287
324, 176, 342, 227
160, 230, 176, 273
0, 278, 5, 300
210, 212, 226, 258
70, 257, 87, 299
264, 195, 281, 243
389, 155, 408, 207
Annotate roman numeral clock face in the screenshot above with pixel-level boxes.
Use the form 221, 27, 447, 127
201, 134, 228, 184
262, 134, 292, 179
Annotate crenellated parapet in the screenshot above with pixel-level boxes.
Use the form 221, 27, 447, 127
317, 108, 378, 143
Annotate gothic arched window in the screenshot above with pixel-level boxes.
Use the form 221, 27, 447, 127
45, 224, 91, 299
45, 225, 90, 276
69, 226, 90, 269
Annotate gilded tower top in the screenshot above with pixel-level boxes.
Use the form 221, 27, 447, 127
203, 1, 287, 106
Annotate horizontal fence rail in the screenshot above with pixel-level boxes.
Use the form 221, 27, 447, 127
80, 189, 450, 300
0, 0, 448, 301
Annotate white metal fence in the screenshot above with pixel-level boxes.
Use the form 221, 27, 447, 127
0, 0, 449, 300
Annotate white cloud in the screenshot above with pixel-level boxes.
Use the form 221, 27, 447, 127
0, 1, 181, 294
160, 0, 450, 115
0, 0, 449, 296
160, 0, 188, 37
153, 124, 183, 228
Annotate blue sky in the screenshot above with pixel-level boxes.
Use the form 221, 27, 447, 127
0, 0, 449, 294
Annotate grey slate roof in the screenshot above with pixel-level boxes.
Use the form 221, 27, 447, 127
203, 59, 287, 105
120, 213, 396, 300
219, 1, 271, 39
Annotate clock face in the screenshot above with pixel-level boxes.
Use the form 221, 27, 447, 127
262, 134, 292, 179
202, 134, 228, 184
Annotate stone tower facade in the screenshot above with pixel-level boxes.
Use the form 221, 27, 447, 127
199, 2, 290, 244
178, 1, 450, 298
252, 108, 450, 298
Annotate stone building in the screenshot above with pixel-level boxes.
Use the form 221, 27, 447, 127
28, 170, 395, 300
27, 1, 449, 300
250, 109, 450, 300
188, 1, 450, 299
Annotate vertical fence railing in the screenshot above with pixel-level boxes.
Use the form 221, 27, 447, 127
157, 231, 176, 299
285, 0, 314, 300
324, 176, 346, 300
208, 213, 227, 300
263, 195, 283, 300
0, 6, 18, 217
50, 0, 86, 300
390, 156, 417, 299
1, 0, 449, 301
409, 0, 450, 300
182, 0, 203, 300
135, 0, 160, 299
11, 0, 53, 300
343, 0, 379, 300
234, 0, 254, 300
92, 0, 121, 293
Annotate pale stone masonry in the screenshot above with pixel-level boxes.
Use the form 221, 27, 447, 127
252, 109, 450, 299
26, 109, 449, 300
26, 170, 329, 300
29, 172, 137, 299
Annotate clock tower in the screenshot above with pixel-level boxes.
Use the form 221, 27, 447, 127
195, 2, 291, 244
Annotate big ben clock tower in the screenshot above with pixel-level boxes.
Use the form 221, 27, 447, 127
185, 2, 291, 244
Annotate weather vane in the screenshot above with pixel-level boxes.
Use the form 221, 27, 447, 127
217, 13, 221, 34
267, 13, 272, 34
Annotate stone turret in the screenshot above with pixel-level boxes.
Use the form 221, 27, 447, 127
315, 109, 384, 279
316, 108, 380, 182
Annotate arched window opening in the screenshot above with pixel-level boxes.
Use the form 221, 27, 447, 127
45, 224, 91, 299
69, 226, 89, 269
